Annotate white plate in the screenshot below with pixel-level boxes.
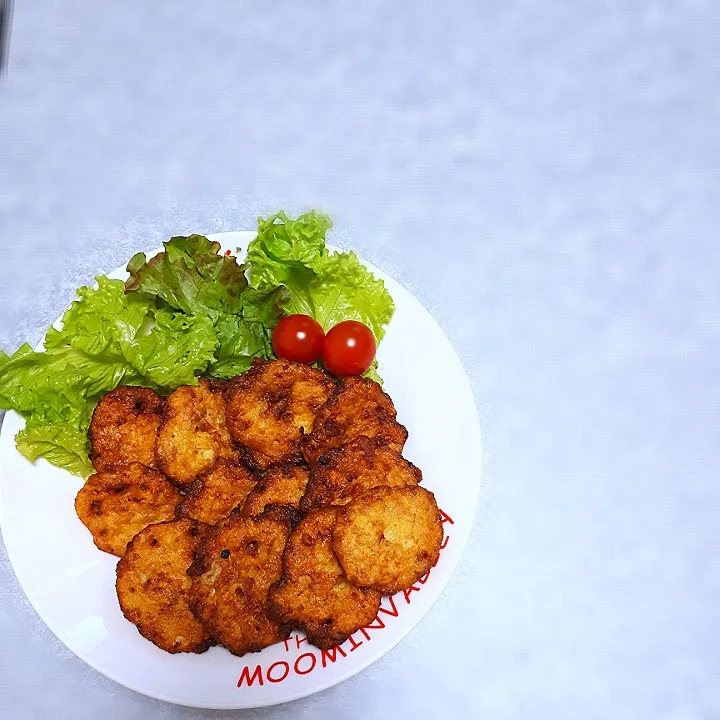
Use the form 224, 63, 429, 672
0, 231, 482, 709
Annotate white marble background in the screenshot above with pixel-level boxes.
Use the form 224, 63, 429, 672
1, 2, 718, 718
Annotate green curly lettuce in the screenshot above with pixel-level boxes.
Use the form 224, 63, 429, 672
0, 213, 395, 478
246, 211, 395, 341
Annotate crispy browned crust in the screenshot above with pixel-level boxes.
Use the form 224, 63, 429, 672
176, 460, 257, 525
116, 519, 213, 653
89, 386, 164, 473
300, 436, 422, 513
332, 486, 443, 595
225, 358, 334, 471
242, 464, 309, 518
155, 379, 238, 488
268, 508, 381, 650
204, 378, 229, 393
188, 507, 296, 656
302, 376, 408, 465
75, 463, 182, 557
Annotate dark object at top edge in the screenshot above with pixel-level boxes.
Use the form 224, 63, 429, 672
0, 0, 12, 75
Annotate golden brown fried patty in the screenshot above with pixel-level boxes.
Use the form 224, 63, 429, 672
225, 358, 334, 470
301, 436, 422, 512
75, 463, 182, 556
155, 379, 238, 488
177, 460, 257, 525
116, 519, 212, 653
189, 507, 295, 656
332, 486, 443, 595
89, 386, 164, 472
242, 465, 309, 517
268, 508, 381, 649
303, 376, 408, 465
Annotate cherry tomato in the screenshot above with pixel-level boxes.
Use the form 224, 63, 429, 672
322, 320, 377, 376
272, 314, 325, 364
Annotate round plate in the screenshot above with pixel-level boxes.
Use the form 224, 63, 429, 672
0, 231, 482, 709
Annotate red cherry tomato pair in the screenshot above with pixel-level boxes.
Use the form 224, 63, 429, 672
271, 315, 376, 376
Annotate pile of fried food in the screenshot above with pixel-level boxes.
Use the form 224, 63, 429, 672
75, 358, 443, 655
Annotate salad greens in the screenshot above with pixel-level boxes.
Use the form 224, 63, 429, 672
247, 211, 394, 341
0, 211, 395, 478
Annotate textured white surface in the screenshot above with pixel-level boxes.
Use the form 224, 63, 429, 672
1, 2, 718, 718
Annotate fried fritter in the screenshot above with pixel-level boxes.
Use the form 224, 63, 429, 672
177, 460, 257, 525
332, 486, 443, 595
89, 386, 164, 472
189, 507, 295, 656
75, 463, 182, 556
155, 379, 238, 488
225, 358, 334, 471
301, 436, 421, 512
242, 464, 309, 518
116, 518, 212, 653
303, 376, 408, 465
268, 508, 381, 649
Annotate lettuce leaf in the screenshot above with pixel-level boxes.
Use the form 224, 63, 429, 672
245, 212, 329, 316
15, 414, 94, 478
127, 238, 285, 379
125, 235, 249, 317
308, 252, 395, 341
44, 276, 151, 356
247, 211, 395, 340
0, 342, 138, 477
248, 211, 332, 274
206, 315, 267, 378
207, 286, 289, 378
0, 344, 137, 420
124, 307, 218, 386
